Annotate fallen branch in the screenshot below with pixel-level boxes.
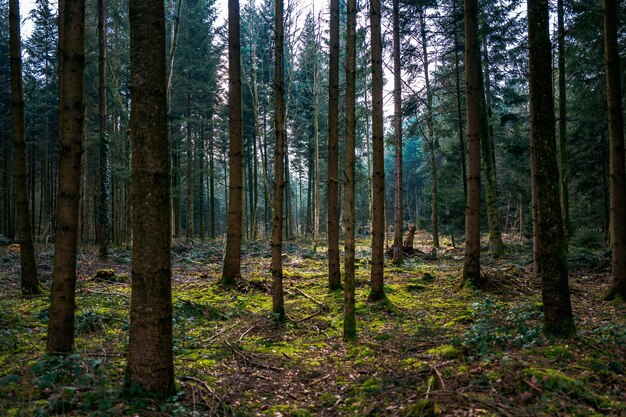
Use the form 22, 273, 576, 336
290, 310, 323, 323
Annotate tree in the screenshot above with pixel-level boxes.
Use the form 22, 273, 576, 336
9, 0, 39, 295
125, 0, 175, 394
343, 0, 357, 339
391, 0, 403, 264
368, 0, 385, 302
557, 0, 569, 247
47, 0, 86, 353
271, 0, 285, 320
418, 6, 440, 249
603, 0, 626, 301
327, 0, 341, 290
97, 0, 110, 259
478, 45, 504, 256
462, 0, 482, 287
528, 0, 575, 336
222, 0, 243, 286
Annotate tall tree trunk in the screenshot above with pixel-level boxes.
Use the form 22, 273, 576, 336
313, 20, 320, 245
222, 0, 243, 285
272, 0, 285, 319
343, 0, 357, 339
557, 0, 569, 248
209, 119, 216, 239
603, 0, 626, 300
47, 0, 85, 353
479, 43, 504, 256
198, 125, 205, 240
186, 95, 194, 240
9, 0, 39, 295
419, 9, 439, 249
454, 0, 467, 206
462, 0, 482, 288
392, 0, 403, 264
126, 0, 174, 394
327, 0, 341, 290
368, 0, 386, 302
528, 0, 575, 336
97, 0, 110, 259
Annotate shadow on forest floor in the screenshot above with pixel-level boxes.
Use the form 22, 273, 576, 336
0, 233, 624, 416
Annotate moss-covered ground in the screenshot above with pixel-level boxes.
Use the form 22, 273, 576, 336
0, 233, 624, 416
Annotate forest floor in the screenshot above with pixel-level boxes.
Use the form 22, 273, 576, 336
0, 232, 625, 417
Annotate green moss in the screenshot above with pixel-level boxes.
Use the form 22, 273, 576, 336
403, 399, 442, 416
523, 367, 621, 410
540, 345, 574, 360
426, 345, 459, 359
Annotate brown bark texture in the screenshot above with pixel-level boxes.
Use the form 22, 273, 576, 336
420, 9, 440, 249
47, 0, 85, 354
392, 0, 403, 264
368, 0, 386, 302
528, 0, 575, 336
327, 0, 341, 290
478, 50, 504, 256
9, 0, 39, 295
271, 0, 285, 320
462, 0, 482, 287
343, 0, 357, 339
603, 0, 626, 300
557, 0, 569, 248
222, 0, 243, 285
125, 0, 175, 394
97, 0, 110, 260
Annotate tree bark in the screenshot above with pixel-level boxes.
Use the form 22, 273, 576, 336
47, 0, 85, 353
222, 0, 243, 285
528, 0, 575, 336
557, 0, 569, 248
479, 43, 504, 256
368, 0, 386, 302
97, 0, 110, 259
453, 0, 467, 205
603, 0, 626, 300
126, 0, 175, 394
462, 0, 481, 288
9, 0, 39, 295
343, 0, 357, 339
327, 0, 341, 290
419, 9, 440, 249
392, 0, 403, 264
272, 0, 285, 320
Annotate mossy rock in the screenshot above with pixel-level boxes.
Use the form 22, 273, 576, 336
93, 269, 115, 280
426, 344, 459, 359
403, 398, 442, 417
421, 272, 435, 282
540, 345, 574, 361
407, 283, 427, 292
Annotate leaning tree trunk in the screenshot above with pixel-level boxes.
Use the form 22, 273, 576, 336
9, 0, 39, 296
327, 0, 341, 290
343, 0, 357, 339
222, 0, 243, 286
47, 0, 85, 353
368, 0, 386, 302
392, 0, 403, 264
528, 0, 575, 336
125, 0, 175, 395
271, 0, 285, 320
462, 0, 482, 288
603, 0, 626, 300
